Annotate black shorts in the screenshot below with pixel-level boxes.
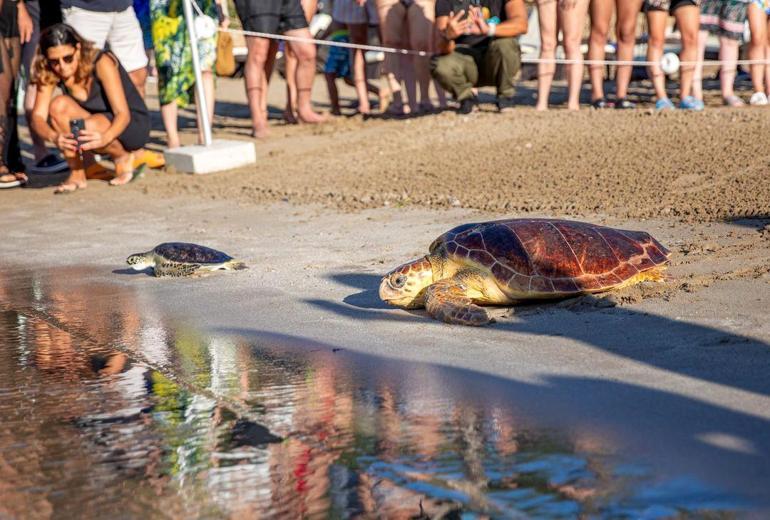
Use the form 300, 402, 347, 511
643, 0, 700, 15
0, 0, 19, 38
234, 0, 309, 35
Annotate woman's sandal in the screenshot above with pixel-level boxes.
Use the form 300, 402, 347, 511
0, 169, 27, 189
54, 181, 87, 194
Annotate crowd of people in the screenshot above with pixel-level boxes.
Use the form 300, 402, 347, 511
1, 0, 769, 192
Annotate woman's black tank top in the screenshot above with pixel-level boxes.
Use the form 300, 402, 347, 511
63, 51, 148, 121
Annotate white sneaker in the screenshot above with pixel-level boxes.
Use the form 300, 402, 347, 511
749, 91, 768, 106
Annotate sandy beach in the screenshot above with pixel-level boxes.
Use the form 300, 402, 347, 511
2, 75, 770, 515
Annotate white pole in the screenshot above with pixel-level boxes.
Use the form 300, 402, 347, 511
182, 0, 213, 146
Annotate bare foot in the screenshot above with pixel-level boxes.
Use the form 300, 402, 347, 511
535, 103, 548, 111
0, 171, 27, 185
54, 180, 87, 194
110, 154, 134, 186
252, 118, 270, 139
297, 108, 327, 124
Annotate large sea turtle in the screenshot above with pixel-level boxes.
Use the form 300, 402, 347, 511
126, 242, 247, 277
379, 219, 670, 326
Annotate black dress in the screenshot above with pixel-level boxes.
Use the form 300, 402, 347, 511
61, 51, 150, 151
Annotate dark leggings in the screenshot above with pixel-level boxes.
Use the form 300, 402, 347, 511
0, 34, 22, 174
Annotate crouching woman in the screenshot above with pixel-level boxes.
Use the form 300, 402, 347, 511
31, 24, 150, 193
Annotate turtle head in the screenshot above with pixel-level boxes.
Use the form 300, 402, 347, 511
379, 256, 435, 309
126, 252, 153, 271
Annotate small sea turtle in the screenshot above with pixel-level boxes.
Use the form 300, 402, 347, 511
126, 242, 247, 277
379, 219, 670, 326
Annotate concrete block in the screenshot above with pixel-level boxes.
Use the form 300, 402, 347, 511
163, 139, 256, 174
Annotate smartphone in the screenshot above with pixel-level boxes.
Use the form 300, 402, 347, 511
453, 0, 472, 17
70, 118, 85, 153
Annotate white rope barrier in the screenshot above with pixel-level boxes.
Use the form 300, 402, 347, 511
224, 24, 770, 68
189, 0, 770, 70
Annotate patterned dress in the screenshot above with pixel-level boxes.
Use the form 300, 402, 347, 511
151, 0, 218, 106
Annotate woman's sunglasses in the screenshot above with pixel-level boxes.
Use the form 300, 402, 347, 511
47, 52, 76, 68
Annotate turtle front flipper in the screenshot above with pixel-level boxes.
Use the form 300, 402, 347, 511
424, 279, 491, 326
154, 262, 201, 278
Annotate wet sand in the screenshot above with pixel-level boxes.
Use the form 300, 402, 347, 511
2, 75, 770, 513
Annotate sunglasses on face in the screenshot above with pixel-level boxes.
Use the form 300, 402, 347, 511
47, 52, 76, 68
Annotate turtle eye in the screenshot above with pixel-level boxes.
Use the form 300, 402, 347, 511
391, 274, 407, 288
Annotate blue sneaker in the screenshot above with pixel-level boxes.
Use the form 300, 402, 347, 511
679, 96, 705, 111
655, 98, 676, 111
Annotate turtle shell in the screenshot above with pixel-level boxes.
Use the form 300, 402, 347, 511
430, 219, 670, 294
153, 242, 234, 264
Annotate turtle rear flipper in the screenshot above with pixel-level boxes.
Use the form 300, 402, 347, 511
424, 279, 491, 326
154, 263, 201, 278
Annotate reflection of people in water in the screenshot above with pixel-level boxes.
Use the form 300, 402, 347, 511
0, 268, 167, 514
1, 263, 615, 516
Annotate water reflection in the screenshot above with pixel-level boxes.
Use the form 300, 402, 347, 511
0, 267, 753, 518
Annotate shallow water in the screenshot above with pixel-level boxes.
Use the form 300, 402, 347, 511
0, 268, 757, 518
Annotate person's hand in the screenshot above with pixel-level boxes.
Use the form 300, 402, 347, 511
17, 2, 34, 44
54, 132, 79, 153
467, 6, 489, 35
78, 129, 106, 151
444, 10, 469, 40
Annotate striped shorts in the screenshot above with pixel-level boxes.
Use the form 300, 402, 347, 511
700, 0, 750, 40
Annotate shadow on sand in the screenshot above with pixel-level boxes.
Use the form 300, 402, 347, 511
311, 272, 770, 399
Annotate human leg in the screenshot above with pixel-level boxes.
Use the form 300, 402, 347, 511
47, 95, 92, 192
244, 35, 272, 138
409, 0, 436, 111
283, 47, 299, 123
765, 11, 770, 96
284, 0, 317, 123
160, 102, 180, 149
20, 0, 49, 163
1, 35, 24, 180
348, 23, 371, 114
536, 0, 558, 110
0, 33, 26, 184
377, 0, 407, 113
717, 0, 749, 104
325, 72, 342, 114
480, 38, 521, 99
615, 0, 644, 101
719, 36, 742, 103
645, 9, 670, 103
747, 3, 768, 99
559, 0, 590, 109
675, 4, 701, 101
588, 0, 613, 103
285, 28, 325, 123
430, 51, 478, 101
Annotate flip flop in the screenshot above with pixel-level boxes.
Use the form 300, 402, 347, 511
0, 172, 27, 189
130, 163, 146, 183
